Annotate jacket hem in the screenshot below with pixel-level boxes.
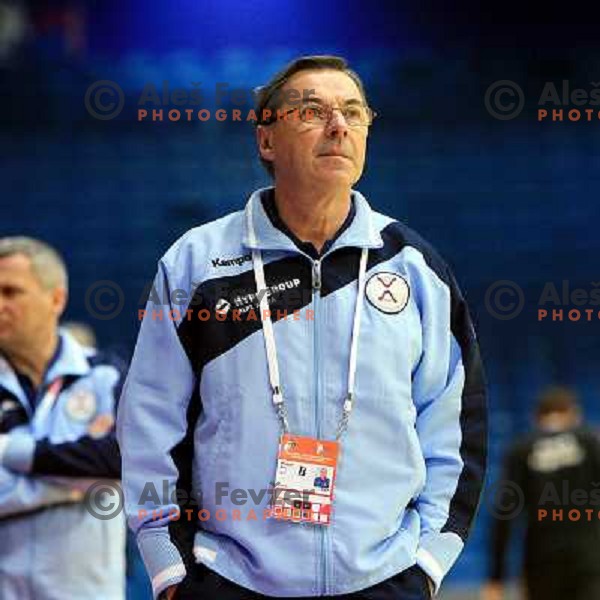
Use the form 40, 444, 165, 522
194, 553, 419, 597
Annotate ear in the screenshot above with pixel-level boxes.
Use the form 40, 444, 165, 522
51, 286, 68, 319
256, 125, 275, 163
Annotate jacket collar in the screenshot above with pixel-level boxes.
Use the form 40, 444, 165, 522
45, 329, 91, 381
242, 186, 383, 254
0, 330, 91, 406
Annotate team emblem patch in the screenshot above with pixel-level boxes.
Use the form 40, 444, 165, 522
65, 389, 97, 422
365, 272, 410, 314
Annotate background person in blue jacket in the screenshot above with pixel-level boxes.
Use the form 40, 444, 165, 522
118, 55, 487, 600
0, 236, 125, 600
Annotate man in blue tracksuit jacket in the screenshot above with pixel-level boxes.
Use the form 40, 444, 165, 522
0, 237, 125, 599
118, 55, 487, 600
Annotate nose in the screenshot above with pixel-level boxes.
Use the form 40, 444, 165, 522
324, 109, 349, 139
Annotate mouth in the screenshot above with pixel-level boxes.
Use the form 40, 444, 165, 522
318, 152, 351, 160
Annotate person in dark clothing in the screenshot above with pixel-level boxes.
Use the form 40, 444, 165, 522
482, 386, 600, 600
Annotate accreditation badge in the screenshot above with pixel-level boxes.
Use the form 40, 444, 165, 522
270, 434, 339, 526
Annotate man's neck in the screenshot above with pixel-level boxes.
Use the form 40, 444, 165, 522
2, 332, 59, 389
273, 183, 352, 253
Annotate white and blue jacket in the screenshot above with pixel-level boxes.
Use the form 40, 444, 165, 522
117, 187, 487, 598
0, 330, 125, 600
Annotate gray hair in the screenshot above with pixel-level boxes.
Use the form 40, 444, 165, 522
0, 236, 68, 290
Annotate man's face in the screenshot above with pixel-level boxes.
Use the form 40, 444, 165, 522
320, 468, 328, 478
257, 69, 370, 189
0, 254, 65, 354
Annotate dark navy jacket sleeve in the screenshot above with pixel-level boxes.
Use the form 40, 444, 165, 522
31, 432, 121, 478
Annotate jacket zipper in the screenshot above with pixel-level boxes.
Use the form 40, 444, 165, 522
312, 258, 322, 441
311, 258, 328, 594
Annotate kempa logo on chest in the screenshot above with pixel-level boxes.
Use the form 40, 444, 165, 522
211, 254, 252, 268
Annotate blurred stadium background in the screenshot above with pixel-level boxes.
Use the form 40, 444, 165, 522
2, 1, 600, 598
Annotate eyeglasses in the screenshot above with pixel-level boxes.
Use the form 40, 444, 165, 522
270, 102, 377, 128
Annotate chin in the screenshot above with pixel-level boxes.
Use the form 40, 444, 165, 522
315, 168, 355, 187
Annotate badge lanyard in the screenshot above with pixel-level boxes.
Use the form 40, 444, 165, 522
247, 202, 369, 440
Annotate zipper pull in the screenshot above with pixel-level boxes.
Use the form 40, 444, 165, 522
312, 259, 321, 291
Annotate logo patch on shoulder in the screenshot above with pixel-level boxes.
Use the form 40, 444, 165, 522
365, 272, 410, 314
65, 389, 97, 422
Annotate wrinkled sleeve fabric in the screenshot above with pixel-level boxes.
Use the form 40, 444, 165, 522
117, 259, 198, 600
411, 259, 488, 593
0, 465, 79, 519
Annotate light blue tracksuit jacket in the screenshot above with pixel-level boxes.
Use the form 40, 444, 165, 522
0, 330, 125, 599
117, 187, 487, 598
